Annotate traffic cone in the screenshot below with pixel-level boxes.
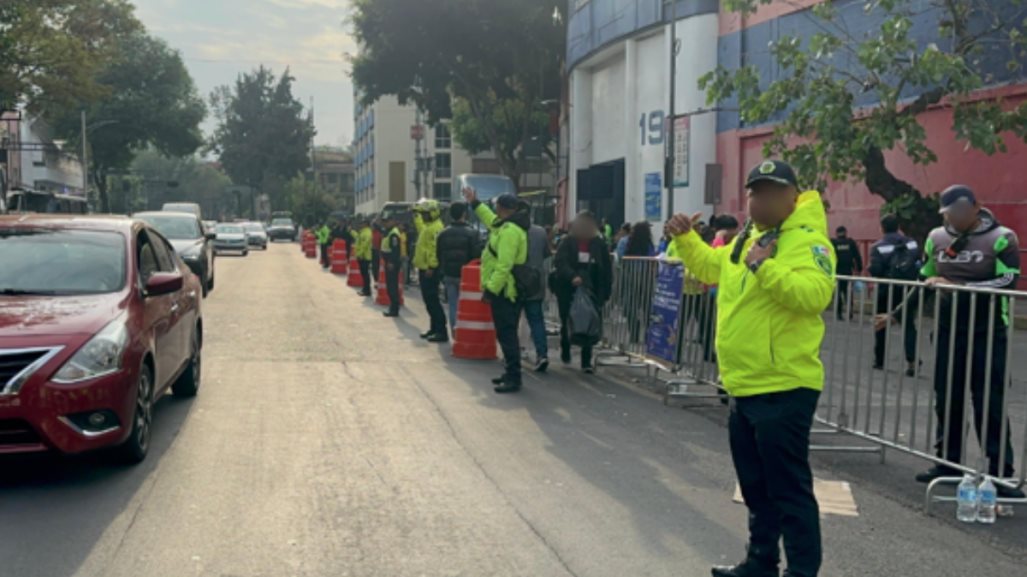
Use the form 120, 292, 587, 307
347, 254, 364, 287
375, 257, 404, 306
452, 259, 497, 360
330, 240, 348, 274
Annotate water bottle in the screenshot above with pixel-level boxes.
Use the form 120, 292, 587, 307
977, 477, 997, 524
956, 474, 978, 523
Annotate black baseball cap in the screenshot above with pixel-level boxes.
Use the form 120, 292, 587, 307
494, 194, 521, 210
745, 160, 799, 189
939, 185, 977, 214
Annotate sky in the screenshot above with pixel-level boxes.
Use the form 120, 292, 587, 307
134, 0, 356, 148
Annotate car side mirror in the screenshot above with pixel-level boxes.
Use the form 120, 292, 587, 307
205, 232, 216, 240
144, 272, 183, 297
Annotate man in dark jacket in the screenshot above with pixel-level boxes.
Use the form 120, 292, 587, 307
869, 214, 920, 376
831, 225, 863, 320
522, 222, 552, 372
436, 202, 481, 337
553, 211, 613, 372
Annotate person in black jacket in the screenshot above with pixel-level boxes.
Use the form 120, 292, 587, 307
552, 211, 613, 372
831, 225, 863, 320
869, 214, 920, 376
436, 202, 481, 336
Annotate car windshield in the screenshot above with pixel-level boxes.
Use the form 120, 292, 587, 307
137, 215, 202, 240
271, 219, 293, 226
216, 225, 243, 234
0, 229, 126, 295
242, 223, 264, 233
463, 175, 516, 201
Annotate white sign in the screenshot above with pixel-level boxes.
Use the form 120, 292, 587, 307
673, 116, 690, 187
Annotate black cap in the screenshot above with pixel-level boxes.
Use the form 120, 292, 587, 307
745, 160, 798, 189
939, 185, 977, 214
495, 194, 520, 210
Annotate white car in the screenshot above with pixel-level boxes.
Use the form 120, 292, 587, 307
213, 224, 249, 256
242, 222, 268, 250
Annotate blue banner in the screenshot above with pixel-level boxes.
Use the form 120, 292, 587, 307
644, 172, 662, 221
645, 260, 684, 364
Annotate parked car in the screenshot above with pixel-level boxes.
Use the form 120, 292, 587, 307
134, 211, 216, 297
162, 202, 202, 220
0, 215, 203, 463
267, 217, 297, 242
242, 222, 268, 250
213, 223, 249, 256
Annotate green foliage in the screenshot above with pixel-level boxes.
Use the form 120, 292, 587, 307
286, 177, 337, 229
208, 66, 316, 211
0, 0, 140, 116
350, 0, 564, 185
109, 149, 233, 216
703, 0, 1027, 238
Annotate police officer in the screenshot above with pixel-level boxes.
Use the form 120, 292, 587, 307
668, 160, 834, 577
462, 186, 529, 394
413, 198, 448, 342
830, 225, 862, 320
380, 215, 403, 317
353, 216, 374, 297
906, 185, 1023, 498
316, 221, 332, 269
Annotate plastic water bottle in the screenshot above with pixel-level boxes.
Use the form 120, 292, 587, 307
956, 474, 978, 523
977, 477, 997, 524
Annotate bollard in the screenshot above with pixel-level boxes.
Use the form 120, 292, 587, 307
331, 240, 348, 275
347, 254, 364, 288
452, 259, 497, 360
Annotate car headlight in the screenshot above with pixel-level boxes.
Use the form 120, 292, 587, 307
53, 317, 129, 383
181, 247, 203, 260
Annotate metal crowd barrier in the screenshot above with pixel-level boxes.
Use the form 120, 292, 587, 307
555, 253, 1026, 513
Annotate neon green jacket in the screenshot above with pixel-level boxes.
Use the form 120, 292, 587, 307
413, 213, 443, 270
352, 226, 373, 261
315, 225, 331, 245
475, 202, 527, 301
671, 191, 835, 397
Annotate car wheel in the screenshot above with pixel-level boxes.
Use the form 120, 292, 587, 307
115, 366, 154, 464
242, 249, 249, 257
207, 272, 215, 292
172, 329, 201, 398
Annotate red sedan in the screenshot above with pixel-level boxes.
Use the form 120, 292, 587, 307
0, 215, 203, 463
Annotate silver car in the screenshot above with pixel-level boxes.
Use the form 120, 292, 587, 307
242, 222, 268, 250
213, 223, 249, 256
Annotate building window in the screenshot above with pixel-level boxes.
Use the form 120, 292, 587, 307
433, 182, 452, 200
434, 153, 451, 178
435, 124, 452, 149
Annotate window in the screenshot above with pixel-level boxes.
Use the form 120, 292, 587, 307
435, 124, 452, 149
434, 153, 451, 178
433, 182, 452, 200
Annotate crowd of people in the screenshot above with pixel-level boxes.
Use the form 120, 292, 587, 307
307, 159, 1021, 577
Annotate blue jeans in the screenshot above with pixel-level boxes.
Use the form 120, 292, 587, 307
522, 300, 548, 360
444, 276, 460, 332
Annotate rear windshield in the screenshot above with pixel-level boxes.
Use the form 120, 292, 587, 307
0, 229, 126, 295
271, 219, 293, 226
137, 215, 201, 240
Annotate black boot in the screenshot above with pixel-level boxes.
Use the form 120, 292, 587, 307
915, 465, 962, 484
710, 560, 778, 577
493, 376, 522, 394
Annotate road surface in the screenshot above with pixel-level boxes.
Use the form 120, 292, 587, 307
1, 242, 1023, 577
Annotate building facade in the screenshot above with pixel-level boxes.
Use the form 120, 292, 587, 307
1, 111, 85, 198
566, 0, 1027, 244
313, 147, 356, 214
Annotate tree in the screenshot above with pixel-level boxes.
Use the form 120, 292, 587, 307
208, 66, 316, 211
51, 31, 206, 212
111, 149, 233, 216
286, 176, 337, 229
0, 0, 140, 116
701, 0, 1027, 240
350, 0, 564, 187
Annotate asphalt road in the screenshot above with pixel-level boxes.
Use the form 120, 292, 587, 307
1, 242, 1023, 577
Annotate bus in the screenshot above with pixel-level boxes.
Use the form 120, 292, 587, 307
1, 188, 89, 215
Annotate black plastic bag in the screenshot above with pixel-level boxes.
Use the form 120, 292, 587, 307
569, 287, 601, 346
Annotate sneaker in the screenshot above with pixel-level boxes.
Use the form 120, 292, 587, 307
535, 357, 549, 373
997, 484, 1026, 499
915, 465, 962, 484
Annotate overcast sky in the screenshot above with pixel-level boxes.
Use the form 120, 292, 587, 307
134, 0, 356, 148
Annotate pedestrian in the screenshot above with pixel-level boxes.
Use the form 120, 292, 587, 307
601, 218, 614, 245
380, 215, 403, 318
668, 159, 834, 577
522, 219, 552, 371
316, 221, 332, 269
623, 220, 656, 343
614, 223, 632, 259
830, 225, 863, 320
886, 186, 1023, 497
437, 202, 481, 337
552, 211, 613, 371
413, 199, 448, 343
353, 217, 374, 297
868, 214, 920, 376
624, 221, 655, 257
371, 218, 384, 287
462, 186, 529, 394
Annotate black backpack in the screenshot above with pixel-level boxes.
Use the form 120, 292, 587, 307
886, 241, 920, 280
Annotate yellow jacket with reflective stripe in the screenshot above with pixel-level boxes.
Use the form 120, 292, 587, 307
671, 191, 836, 397
352, 226, 373, 261
413, 213, 443, 270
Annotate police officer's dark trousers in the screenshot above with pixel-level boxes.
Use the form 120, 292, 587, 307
729, 387, 821, 577
490, 296, 522, 383
933, 326, 1015, 477
358, 259, 371, 294
420, 270, 447, 336
385, 263, 401, 315
371, 249, 381, 284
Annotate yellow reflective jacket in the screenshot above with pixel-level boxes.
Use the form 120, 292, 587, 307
475, 203, 528, 301
671, 191, 835, 397
413, 213, 443, 270
352, 226, 373, 261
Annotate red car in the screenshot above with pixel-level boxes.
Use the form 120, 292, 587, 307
0, 215, 203, 463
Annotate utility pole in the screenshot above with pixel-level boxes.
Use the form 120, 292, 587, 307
665, 0, 679, 217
